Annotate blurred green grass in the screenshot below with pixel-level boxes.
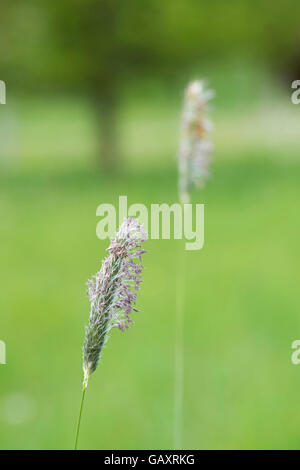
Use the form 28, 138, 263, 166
1, 157, 300, 449
2, 62, 299, 173
1, 65, 300, 449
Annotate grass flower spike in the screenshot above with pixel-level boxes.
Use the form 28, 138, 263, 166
75, 217, 147, 449
174, 79, 214, 449
83, 217, 147, 388
178, 80, 214, 204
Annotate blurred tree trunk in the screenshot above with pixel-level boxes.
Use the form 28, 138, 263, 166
94, 86, 120, 174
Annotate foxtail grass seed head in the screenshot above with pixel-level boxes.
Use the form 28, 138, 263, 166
82, 217, 147, 388
178, 80, 214, 204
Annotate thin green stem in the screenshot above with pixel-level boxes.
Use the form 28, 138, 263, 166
74, 387, 86, 450
174, 237, 186, 449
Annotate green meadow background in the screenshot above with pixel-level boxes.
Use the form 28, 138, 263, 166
1, 2, 300, 450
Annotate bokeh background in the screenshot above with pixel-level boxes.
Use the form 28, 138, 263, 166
1, 0, 300, 450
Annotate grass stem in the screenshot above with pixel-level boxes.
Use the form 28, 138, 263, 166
74, 387, 86, 450
174, 238, 186, 449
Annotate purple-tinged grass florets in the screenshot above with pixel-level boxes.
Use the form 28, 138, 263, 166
83, 217, 147, 388
178, 80, 214, 204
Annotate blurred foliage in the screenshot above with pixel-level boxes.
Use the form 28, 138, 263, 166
1, 0, 300, 90
1, 0, 299, 169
